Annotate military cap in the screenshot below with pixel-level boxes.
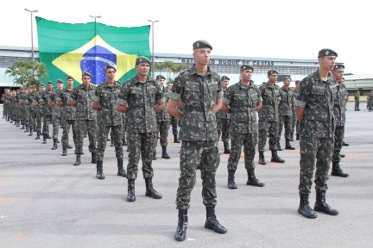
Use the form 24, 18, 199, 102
136, 56, 151, 65
318, 48, 338, 58
221, 75, 230, 81
295, 80, 301, 84
333, 64, 345, 70
47, 81, 54, 85
156, 75, 166, 80
282, 76, 292, 81
57, 79, 64, 84
105, 64, 117, 71
240, 65, 254, 71
193, 40, 213, 50
267, 70, 278, 76
66, 75, 74, 80
40, 83, 46, 87
82, 71, 92, 78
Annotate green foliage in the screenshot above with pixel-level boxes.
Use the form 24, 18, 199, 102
5, 60, 48, 88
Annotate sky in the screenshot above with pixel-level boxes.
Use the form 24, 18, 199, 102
1, 0, 372, 75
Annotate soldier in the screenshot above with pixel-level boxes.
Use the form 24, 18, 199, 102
48, 80, 63, 150
167, 40, 227, 242
278, 76, 295, 150
221, 65, 264, 189
40, 81, 54, 144
32, 84, 45, 140
292, 80, 301, 140
117, 56, 164, 202
216, 75, 231, 154
294, 48, 339, 219
152, 74, 171, 159
354, 89, 360, 111
68, 72, 97, 166
331, 64, 349, 177
92, 64, 125, 180
257, 70, 285, 165
56, 75, 76, 156
26, 86, 37, 137
167, 82, 180, 143
367, 89, 373, 111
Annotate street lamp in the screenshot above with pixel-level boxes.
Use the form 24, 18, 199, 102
148, 20, 159, 79
24, 8, 39, 61
89, 15, 101, 36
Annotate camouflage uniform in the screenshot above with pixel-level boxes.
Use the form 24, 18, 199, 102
48, 89, 62, 147
278, 85, 295, 148
168, 66, 222, 210
33, 89, 44, 139
40, 89, 53, 141
291, 87, 300, 140
354, 90, 360, 111
368, 90, 373, 111
216, 88, 230, 152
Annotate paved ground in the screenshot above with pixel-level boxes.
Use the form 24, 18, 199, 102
0, 102, 372, 248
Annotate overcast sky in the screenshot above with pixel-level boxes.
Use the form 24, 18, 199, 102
2, 0, 371, 75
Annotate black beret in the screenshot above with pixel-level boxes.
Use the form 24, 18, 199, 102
136, 56, 151, 65
267, 70, 278, 76
193, 40, 213, 50
240, 65, 254, 71
105, 64, 117, 71
156, 75, 165, 80
221, 76, 230, 81
66, 75, 74, 80
82, 72, 92, 78
318, 48, 338, 58
333, 64, 345, 70
47, 81, 54, 85
40, 83, 46, 87
282, 76, 291, 81
57, 79, 64, 84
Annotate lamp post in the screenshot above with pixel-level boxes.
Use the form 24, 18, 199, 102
148, 20, 159, 79
24, 8, 39, 61
89, 15, 101, 36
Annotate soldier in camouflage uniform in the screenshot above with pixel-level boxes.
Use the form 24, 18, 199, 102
277, 76, 295, 150
167, 82, 180, 143
68, 72, 97, 166
40, 82, 54, 144
221, 65, 264, 189
330, 64, 349, 177
294, 48, 339, 219
354, 90, 360, 111
167, 40, 227, 242
257, 70, 285, 165
367, 90, 373, 111
117, 57, 164, 202
92, 64, 125, 180
153, 74, 171, 160
291, 80, 301, 140
48, 80, 63, 150
32, 84, 46, 140
27, 86, 37, 137
216, 75, 231, 154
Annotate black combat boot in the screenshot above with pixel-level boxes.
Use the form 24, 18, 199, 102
96, 161, 105, 180
42, 134, 47, 144
51, 138, 58, 150
227, 170, 237, 189
175, 209, 188, 242
258, 151, 266, 165
246, 169, 265, 187
127, 179, 136, 202
296, 134, 299, 140
28, 128, 33, 136
204, 207, 227, 234
314, 189, 339, 216
73, 154, 81, 166
223, 141, 231, 154
161, 146, 170, 159
174, 134, 180, 143
35, 131, 41, 140
331, 161, 349, 177
117, 158, 127, 177
46, 134, 52, 139
298, 193, 317, 219
276, 140, 282, 151
271, 150, 285, 163
21, 124, 25, 130
152, 150, 157, 160
145, 178, 162, 199
342, 141, 349, 146
91, 152, 97, 164
285, 139, 295, 150
66, 143, 73, 149
61, 145, 67, 156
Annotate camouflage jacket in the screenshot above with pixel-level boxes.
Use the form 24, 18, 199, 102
333, 82, 348, 127
48, 90, 62, 118
56, 88, 76, 120
223, 80, 261, 134
278, 86, 294, 116
258, 82, 281, 122
156, 87, 170, 122
40, 90, 53, 116
117, 75, 164, 133
93, 81, 122, 127
294, 70, 336, 138
69, 84, 97, 121
216, 89, 230, 119
168, 66, 222, 141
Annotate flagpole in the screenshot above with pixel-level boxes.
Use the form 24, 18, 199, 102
24, 8, 39, 61
89, 15, 101, 36
148, 20, 159, 79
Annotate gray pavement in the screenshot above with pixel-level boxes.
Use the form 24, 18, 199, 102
0, 102, 372, 248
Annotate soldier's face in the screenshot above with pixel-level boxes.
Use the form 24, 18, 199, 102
193, 48, 211, 66
136, 63, 150, 77
222, 80, 230, 89
67, 79, 74, 86
319, 56, 336, 71
268, 74, 278, 83
82, 76, 91, 86
157, 78, 165, 87
283, 79, 291, 87
332, 69, 344, 81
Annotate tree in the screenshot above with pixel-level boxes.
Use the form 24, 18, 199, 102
5, 60, 48, 88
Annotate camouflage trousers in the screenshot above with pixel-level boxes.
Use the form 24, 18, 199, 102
299, 137, 333, 194
52, 116, 61, 139
28, 110, 36, 130
127, 132, 156, 180
74, 120, 97, 155
176, 140, 219, 210
290, 112, 297, 137
170, 116, 178, 136
155, 120, 170, 148
42, 114, 51, 135
217, 118, 230, 143
332, 125, 345, 162
227, 132, 257, 171
278, 115, 292, 141
258, 119, 278, 152
96, 125, 123, 162
61, 119, 76, 146
35, 111, 42, 133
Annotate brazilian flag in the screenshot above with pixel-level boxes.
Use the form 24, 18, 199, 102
36, 16, 151, 86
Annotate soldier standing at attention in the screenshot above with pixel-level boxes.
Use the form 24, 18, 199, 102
40, 81, 54, 144
221, 65, 264, 189
32, 84, 46, 140
153, 74, 171, 159
330, 64, 349, 177
117, 56, 164, 202
167, 40, 227, 242
92, 65, 125, 180
257, 70, 285, 165
167, 82, 180, 143
48, 80, 63, 150
277, 76, 295, 150
354, 89, 360, 111
216, 75, 231, 154
292, 80, 301, 140
68, 72, 97, 166
294, 48, 339, 219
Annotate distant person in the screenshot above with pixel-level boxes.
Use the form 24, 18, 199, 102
367, 89, 373, 111
354, 90, 360, 111
216, 75, 231, 154
167, 82, 180, 143
278, 76, 295, 150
